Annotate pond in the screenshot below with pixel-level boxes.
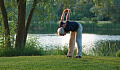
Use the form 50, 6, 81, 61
28, 33, 120, 53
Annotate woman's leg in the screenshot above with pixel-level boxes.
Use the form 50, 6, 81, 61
67, 31, 75, 57
76, 23, 82, 57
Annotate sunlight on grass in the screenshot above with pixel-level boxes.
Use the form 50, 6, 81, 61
0, 55, 120, 70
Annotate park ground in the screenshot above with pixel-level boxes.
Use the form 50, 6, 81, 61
0, 55, 120, 70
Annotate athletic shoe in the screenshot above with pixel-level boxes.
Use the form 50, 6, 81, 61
67, 56, 72, 57
75, 56, 82, 58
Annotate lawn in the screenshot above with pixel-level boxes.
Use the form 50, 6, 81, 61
0, 55, 120, 70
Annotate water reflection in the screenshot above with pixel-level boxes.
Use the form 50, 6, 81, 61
28, 33, 120, 52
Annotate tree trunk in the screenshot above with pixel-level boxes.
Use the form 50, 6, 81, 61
24, 0, 37, 46
15, 0, 26, 49
0, 0, 11, 49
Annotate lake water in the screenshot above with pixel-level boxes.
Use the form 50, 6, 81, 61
28, 33, 120, 52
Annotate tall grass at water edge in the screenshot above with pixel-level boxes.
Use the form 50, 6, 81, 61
0, 36, 87, 57
1, 36, 120, 57
0, 37, 70, 57
92, 40, 120, 57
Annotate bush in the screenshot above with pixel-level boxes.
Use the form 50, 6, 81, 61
116, 50, 120, 57
0, 36, 45, 57
91, 17, 98, 24
62, 46, 68, 55
82, 17, 89, 24
0, 46, 45, 57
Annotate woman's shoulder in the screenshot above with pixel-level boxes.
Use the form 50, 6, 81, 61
60, 22, 65, 27
66, 20, 77, 22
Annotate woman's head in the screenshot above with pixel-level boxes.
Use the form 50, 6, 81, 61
57, 27, 66, 36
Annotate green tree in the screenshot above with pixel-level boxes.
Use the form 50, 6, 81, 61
0, 0, 11, 49
92, 0, 120, 24
0, 0, 66, 49
0, 0, 78, 49
71, 0, 94, 20
0, 0, 38, 49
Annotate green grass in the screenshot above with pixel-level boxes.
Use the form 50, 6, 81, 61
0, 55, 120, 70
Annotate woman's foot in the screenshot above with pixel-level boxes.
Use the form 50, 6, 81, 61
75, 56, 82, 58
67, 56, 72, 57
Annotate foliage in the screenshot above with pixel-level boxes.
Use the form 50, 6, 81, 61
92, 40, 120, 57
0, 37, 45, 56
0, 21, 4, 48
44, 46, 68, 55
82, 17, 90, 24
29, 0, 96, 28
30, 0, 61, 27
91, 17, 98, 24
1, 0, 120, 56
29, 22, 59, 34
0, 35, 87, 57
0, 36, 69, 56
0, 21, 16, 49
116, 50, 120, 57
92, 0, 120, 24
0, 47, 44, 57
70, 0, 95, 20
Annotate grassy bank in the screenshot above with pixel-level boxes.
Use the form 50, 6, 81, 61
0, 55, 120, 70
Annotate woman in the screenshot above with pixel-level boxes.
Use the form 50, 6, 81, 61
57, 9, 83, 58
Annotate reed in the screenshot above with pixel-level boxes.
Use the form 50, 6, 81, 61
92, 40, 120, 57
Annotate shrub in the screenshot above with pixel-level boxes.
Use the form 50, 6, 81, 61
0, 46, 45, 57
116, 50, 120, 57
91, 17, 98, 24
0, 36, 45, 57
82, 17, 90, 24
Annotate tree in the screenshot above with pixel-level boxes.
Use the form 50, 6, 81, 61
15, 0, 26, 48
24, 0, 37, 46
0, 0, 77, 49
92, 0, 120, 24
0, 0, 11, 49
71, 0, 94, 20
15, 0, 37, 48
0, 0, 38, 49
0, 0, 61, 49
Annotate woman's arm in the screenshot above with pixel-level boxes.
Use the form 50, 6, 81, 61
60, 12, 65, 22
66, 9, 71, 21
60, 9, 68, 22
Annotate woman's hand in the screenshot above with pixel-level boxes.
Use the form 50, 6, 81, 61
67, 9, 71, 12
63, 9, 68, 13
66, 9, 70, 21
63, 9, 71, 13
61, 8, 71, 22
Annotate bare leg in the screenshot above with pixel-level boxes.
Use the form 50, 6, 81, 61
67, 31, 75, 57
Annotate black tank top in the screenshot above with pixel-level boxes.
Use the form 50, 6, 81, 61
60, 21, 79, 33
